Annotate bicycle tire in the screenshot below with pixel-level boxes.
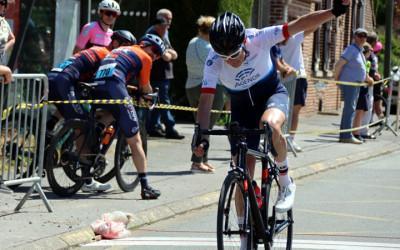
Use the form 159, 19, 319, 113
264, 177, 293, 249
96, 119, 146, 185
115, 131, 140, 192
46, 120, 91, 197
217, 171, 256, 250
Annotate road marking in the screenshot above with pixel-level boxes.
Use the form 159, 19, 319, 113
297, 208, 400, 223
84, 237, 400, 249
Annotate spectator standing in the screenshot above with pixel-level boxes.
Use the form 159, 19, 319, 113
186, 16, 225, 173
353, 42, 374, 141
0, 0, 15, 64
371, 41, 383, 122
359, 33, 380, 139
73, 0, 120, 54
0, 64, 12, 194
146, 16, 184, 139
280, 25, 317, 152
334, 28, 369, 144
271, 43, 295, 79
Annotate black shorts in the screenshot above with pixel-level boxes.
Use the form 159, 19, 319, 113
356, 87, 369, 111
373, 82, 383, 100
294, 78, 308, 106
92, 79, 139, 139
229, 83, 288, 156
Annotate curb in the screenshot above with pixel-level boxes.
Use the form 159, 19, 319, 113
17, 140, 400, 249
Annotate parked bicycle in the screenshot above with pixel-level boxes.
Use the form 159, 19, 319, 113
192, 121, 294, 249
46, 82, 157, 197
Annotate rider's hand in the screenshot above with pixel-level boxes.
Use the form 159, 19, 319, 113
331, 0, 350, 17
127, 85, 139, 98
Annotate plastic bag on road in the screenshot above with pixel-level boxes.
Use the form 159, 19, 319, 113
91, 211, 134, 239
91, 220, 131, 239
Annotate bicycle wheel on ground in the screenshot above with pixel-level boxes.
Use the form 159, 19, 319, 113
217, 171, 256, 250
46, 120, 91, 197
264, 176, 293, 249
114, 131, 140, 192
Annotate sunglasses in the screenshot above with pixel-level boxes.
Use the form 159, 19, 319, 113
0, 1, 6, 6
216, 44, 243, 60
357, 34, 367, 38
151, 46, 161, 57
102, 10, 118, 17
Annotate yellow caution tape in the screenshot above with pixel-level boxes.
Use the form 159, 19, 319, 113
289, 117, 385, 134
298, 75, 391, 87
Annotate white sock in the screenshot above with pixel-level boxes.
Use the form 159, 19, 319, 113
289, 134, 295, 142
276, 158, 292, 186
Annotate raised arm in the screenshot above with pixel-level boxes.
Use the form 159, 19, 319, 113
287, 0, 349, 37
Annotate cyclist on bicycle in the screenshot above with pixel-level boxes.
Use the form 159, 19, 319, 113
47, 30, 136, 192
91, 34, 165, 199
193, 0, 349, 235
73, 0, 120, 54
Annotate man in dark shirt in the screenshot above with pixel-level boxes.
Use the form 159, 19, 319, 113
146, 16, 184, 139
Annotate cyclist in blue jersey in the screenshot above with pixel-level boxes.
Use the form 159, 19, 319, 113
193, 2, 350, 246
91, 34, 165, 199
47, 30, 136, 193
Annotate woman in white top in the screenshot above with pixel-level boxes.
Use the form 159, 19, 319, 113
0, 0, 15, 64
185, 16, 226, 173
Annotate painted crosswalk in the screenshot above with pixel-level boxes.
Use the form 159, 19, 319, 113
84, 237, 400, 249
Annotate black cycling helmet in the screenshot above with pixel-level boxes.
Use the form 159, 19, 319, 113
139, 34, 165, 57
111, 30, 137, 45
209, 12, 245, 56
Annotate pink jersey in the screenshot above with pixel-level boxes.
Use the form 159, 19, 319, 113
75, 21, 113, 50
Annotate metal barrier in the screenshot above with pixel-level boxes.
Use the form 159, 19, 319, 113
280, 73, 297, 157
0, 74, 52, 212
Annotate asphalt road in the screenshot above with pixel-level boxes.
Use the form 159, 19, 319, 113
83, 151, 400, 249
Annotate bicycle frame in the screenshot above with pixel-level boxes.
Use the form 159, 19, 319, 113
193, 121, 293, 249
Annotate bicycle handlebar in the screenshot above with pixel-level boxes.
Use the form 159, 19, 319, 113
192, 121, 278, 157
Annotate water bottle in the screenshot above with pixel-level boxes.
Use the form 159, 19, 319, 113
101, 125, 115, 145
252, 181, 263, 209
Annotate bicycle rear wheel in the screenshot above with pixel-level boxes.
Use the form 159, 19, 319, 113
264, 176, 293, 249
46, 120, 90, 197
115, 131, 140, 192
217, 171, 256, 250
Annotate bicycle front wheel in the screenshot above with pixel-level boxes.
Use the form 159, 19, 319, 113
264, 177, 293, 249
217, 171, 256, 250
46, 120, 90, 197
115, 131, 139, 192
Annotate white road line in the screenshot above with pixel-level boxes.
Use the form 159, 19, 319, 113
84, 237, 400, 249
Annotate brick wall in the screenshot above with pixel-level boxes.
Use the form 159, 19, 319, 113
269, 0, 376, 116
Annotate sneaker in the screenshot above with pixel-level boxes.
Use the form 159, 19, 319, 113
141, 187, 161, 199
291, 141, 303, 152
165, 130, 185, 139
354, 134, 366, 142
275, 180, 296, 213
81, 180, 111, 192
0, 183, 13, 194
339, 137, 363, 144
148, 129, 165, 138
361, 133, 376, 140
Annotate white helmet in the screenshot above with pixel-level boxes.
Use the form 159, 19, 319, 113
98, 0, 121, 15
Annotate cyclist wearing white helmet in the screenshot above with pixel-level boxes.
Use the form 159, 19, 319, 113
73, 0, 121, 54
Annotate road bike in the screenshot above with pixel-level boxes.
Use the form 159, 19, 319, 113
192, 122, 294, 249
46, 82, 157, 197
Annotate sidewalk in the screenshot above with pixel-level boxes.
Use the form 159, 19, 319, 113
1, 113, 399, 250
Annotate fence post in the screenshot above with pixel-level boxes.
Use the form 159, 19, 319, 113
280, 73, 297, 157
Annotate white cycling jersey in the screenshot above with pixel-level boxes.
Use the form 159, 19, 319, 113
201, 25, 288, 94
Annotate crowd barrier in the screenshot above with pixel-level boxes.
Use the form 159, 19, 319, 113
0, 74, 52, 212
279, 73, 298, 156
